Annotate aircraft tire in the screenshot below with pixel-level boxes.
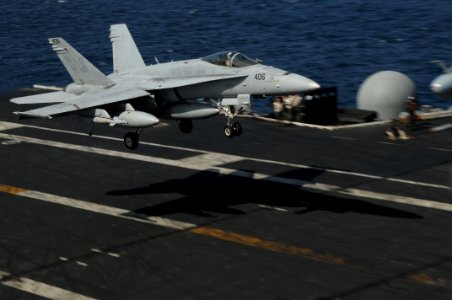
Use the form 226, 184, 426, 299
178, 119, 193, 134
224, 124, 234, 138
233, 122, 242, 136
124, 132, 139, 150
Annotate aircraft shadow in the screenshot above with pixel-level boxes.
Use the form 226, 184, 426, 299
106, 169, 422, 219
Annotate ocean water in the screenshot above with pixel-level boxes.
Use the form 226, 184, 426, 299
1, 0, 451, 109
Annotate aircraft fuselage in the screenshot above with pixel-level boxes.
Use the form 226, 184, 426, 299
108, 58, 319, 102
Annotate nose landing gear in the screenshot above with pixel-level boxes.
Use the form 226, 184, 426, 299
224, 121, 242, 138
221, 106, 243, 138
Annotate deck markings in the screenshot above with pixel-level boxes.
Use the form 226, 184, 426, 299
3, 182, 452, 288
0, 121, 450, 295
378, 141, 403, 146
407, 272, 452, 287
303, 182, 452, 212
180, 152, 244, 166
75, 261, 88, 267
0, 130, 450, 192
344, 188, 452, 212
0, 121, 449, 190
257, 204, 289, 212
107, 252, 121, 258
0, 184, 194, 230
247, 158, 449, 190
0, 122, 22, 131
1, 139, 21, 145
0, 184, 350, 267
1, 130, 451, 212
0, 270, 95, 300
90, 248, 120, 258
191, 227, 347, 265
428, 147, 452, 152
332, 135, 355, 140
19, 181, 452, 281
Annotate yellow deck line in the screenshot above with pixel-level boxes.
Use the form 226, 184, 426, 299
2, 183, 447, 288
0, 184, 27, 195
191, 227, 347, 265
0, 184, 349, 266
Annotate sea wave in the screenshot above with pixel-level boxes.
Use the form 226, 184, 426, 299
1, 0, 451, 108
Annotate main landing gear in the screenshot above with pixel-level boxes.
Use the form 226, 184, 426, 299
222, 106, 243, 138
124, 128, 142, 150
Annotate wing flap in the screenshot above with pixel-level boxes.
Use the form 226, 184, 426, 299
139, 74, 247, 90
10, 91, 77, 105
13, 88, 150, 118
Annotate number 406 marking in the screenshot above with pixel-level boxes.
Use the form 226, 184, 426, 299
254, 73, 266, 80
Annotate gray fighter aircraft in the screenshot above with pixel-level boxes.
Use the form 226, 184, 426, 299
429, 60, 452, 133
10, 24, 320, 149
430, 60, 452, 100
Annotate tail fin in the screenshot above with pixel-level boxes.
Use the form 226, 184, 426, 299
49, 37, 114, 86
109, 24, 146, 73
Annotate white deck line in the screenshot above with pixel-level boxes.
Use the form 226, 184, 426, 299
0, 270, 96, 300
244, 110, 452, 130
0, 122, 452, 190
240, 114, 390, 130
1, 133, 452, 212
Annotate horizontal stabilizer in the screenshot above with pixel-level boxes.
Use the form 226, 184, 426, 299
10, 91, 77, 105
13, 88, 150, 118
13, 111, 53, 119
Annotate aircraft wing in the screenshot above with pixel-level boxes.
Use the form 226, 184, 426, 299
13, 88, 150, 118
139, 74, 247, 90
10, 91, 77, 104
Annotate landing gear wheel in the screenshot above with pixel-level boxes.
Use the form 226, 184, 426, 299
232, 122, 242, 136
124, 132, 139, 150
178, 119, 193, 134
224, 124, 234, 138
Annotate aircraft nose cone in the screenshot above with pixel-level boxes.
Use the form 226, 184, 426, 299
283, 73, 320, 93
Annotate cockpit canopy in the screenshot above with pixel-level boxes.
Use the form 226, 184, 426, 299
201, 51, 260, 68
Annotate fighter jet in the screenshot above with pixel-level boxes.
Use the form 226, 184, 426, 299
429, 60, 452, 133
10, 24, 320, 150
430, 60, 452, 99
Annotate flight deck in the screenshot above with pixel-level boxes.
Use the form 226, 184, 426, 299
0, 88, 451, 299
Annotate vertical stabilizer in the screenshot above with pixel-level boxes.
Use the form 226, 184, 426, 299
110, 24, 146, 73
48, 38, 114, 86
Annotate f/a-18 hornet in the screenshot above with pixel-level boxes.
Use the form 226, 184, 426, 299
429, 60, 452, 132
430, 60, 452, 100
11, 24, 320, 149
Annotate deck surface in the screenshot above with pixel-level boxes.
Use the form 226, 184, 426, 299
0, 89, 451, 299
